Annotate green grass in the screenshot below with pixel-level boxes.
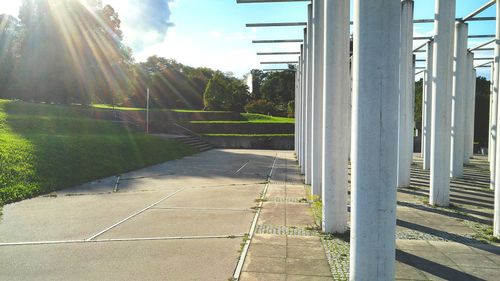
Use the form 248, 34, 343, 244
203, 133, 294, 137
92, 104, 229, 113
241, 113, 294, 123
0, 100, 196, 206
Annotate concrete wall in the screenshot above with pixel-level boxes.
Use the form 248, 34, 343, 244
185, 123, 295, 134
203, 136, 294, 150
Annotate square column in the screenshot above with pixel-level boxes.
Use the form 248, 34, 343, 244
450, 22, 469, 178
397, 0, 414, 188
349, 0, 400, 280
311, 0, 325, 196
322, 0, 350, 234
423, 41, 434, 170
493, 0, 500, 240
430, 0, 456, 207
464, 52, 476, 163
305, 5, 314, 184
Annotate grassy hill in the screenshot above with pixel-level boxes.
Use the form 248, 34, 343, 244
0, 100, 196, 206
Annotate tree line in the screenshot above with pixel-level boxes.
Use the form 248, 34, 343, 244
0, 0, 296, 116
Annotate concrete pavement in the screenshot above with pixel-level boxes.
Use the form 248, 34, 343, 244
0, 149, 283, 280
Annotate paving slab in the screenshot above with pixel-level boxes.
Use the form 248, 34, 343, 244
98, 208, 254, 239
155, 184, 264, 209
0, 190, 179, 243
0, 239, 241, 281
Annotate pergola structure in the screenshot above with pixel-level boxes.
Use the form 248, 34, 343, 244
238, 0, 500, 280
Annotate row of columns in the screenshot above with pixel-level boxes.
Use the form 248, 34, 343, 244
292, 0, 500, 279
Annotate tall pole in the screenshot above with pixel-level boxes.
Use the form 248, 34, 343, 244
397, 0, 414, 188
311, 0, 325, 195
489, 61, 496, 166
306, 6, 314, 185
322, 0, 349, 234
450, 22, 468, 178
146, 88, 150, 135
423, 40, 434, 170
464, 53, 476, 163
300, 43, 306, 173
350, 0, 400, 279
494, 0, 500, 239
430, 0, 456, 207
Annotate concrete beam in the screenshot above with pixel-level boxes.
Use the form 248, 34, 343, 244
311, 0, 325, 196
349, 0, 400, 279
397, 0, 414, 188
246, 22, 307, 27
450, 22, 469, 178
430, 0, 456, 207
322, 0, 349, 234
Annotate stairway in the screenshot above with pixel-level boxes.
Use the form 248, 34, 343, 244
175, 135, 214, 152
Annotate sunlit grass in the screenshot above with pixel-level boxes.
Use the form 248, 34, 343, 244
92, 104, 229, 113
0, 99, 196, 206
241, 113, 295, 123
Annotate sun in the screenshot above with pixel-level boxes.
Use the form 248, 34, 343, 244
0, 0, 22, 16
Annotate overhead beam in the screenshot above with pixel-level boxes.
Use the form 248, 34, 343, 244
414, 16, 495, 24
262, 68, 297, 71
474, 61, 493, 68
462, 0, 496, 22
260, 61, 298, 64
469, 39, 496, 51
257, 52, 301, 55
237, 0, 309, 3
246, 22, 306, 27
253, 39, 303, 43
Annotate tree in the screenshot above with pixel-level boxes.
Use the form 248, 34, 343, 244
0, 15, 20, 99
203, 73, 249, 111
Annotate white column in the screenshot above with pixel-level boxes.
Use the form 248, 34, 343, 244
295, 69, 299, 156
450, 22, 468, 178
494, 0, 500, 238
488, 61, 499, 190
302, 31, 309, 174
322, 0, 349, 234
430, 0, 456, 207
421, 69, 427, 158
350, 0, 400, 280
423, 41, 434, 170
311, 0, 325, 195
397, 0, 414, 188
298, 46, 304, 168
464, 53, 476, 163
305, 6, 314, 185
489, 62, 496, 164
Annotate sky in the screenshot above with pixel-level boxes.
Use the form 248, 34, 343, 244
0, 0, 497, 78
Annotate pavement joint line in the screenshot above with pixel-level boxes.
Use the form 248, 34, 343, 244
234, 161, 251, 174
85, 187, 186, 241
232, 153, 279, 281
113, 175, 121, 193
150, 207, 255, 212
0, 235, 246, 247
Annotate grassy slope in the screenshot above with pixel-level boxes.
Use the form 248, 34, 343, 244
191, 113, 295, 124
92, 104, 229, 113
0, 100, 196, 206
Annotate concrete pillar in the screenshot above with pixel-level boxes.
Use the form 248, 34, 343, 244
429, 0, 456, 207
311, 0, 325, 195
450, 22, 468, 178
297, 54, 302, 164
349, 0, 400, 279
421, 69, 427, 158
306, 6, 314, 185
464, 53, 476, 163
295, 69, 299, 157
488, 61, 500, 190
493, 0, 500, 239
423, 41, 434, 170
397, 0, 414, 188
489, 62, 496, 164
302, 31, 309, 174
322, 0, 349, 234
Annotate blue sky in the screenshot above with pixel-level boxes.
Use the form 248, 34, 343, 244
0, 0, 496, 78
